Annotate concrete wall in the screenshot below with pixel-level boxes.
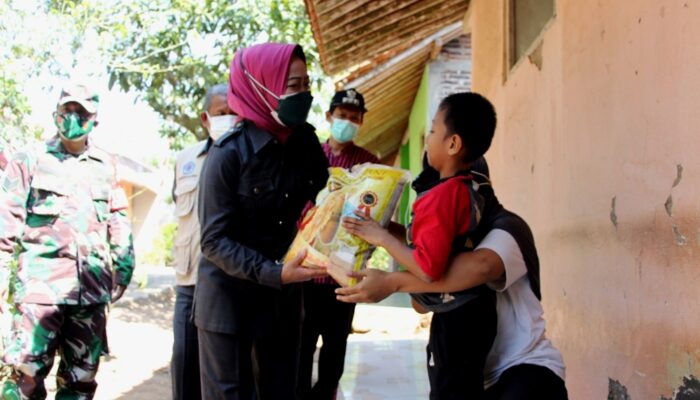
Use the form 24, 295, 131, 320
468, 0, 700, 398
121, 182, 171, 262
400, 36, 473, 224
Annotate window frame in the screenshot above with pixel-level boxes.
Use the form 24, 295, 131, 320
504, 0, 557, 81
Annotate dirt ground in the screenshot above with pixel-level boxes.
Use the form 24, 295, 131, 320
37, 287, 177, 400
34, 277, 429, 400
93, 288, 176, 400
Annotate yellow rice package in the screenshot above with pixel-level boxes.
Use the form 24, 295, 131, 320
285, 164, 411, 286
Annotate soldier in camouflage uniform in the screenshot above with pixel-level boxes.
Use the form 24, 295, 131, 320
0, 82, 135, 399
0, 139, 9, 171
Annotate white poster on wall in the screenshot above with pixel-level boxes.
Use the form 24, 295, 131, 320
427, 34, 472, 134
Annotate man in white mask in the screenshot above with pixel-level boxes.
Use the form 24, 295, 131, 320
170, 83, 236, 400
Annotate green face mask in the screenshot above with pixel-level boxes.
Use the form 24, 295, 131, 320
55, 112, 94, 140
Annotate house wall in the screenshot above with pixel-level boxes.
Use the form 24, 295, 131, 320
400, 35, 473, 224
120, 182, 161, 260
399, 66, 431, 224
468, 0, 700, 398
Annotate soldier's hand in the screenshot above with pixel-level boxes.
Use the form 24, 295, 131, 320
280, 249, 327, 284
111, 284, 127, 303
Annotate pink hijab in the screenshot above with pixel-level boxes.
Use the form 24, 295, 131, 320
228, 43, 301, 142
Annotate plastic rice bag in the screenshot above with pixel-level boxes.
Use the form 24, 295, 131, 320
286, 164, 411, 286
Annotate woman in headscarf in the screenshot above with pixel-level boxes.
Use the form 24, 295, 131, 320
195, 43, 330, 399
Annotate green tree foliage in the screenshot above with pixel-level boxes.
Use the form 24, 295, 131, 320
1, 0, 110, 149
3, 0, 328, 151
368, 247, 395, 272
0, 76, 40, 151
100, 0, 324, 148
0, 1, 61, 149
143, 221, 177, 266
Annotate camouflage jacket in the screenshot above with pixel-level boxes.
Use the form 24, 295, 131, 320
0, 137, 135, 305
0, 139, 9, 171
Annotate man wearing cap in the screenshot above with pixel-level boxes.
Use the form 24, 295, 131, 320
297, 88, 379, 400
0, 82, 135, 398
170, 83, 236, 400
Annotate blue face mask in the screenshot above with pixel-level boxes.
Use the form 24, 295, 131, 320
330, 118, 360, 143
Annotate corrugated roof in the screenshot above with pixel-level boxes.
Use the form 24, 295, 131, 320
353, 24, 465, 158
305, 0, 470, 159
306, 0, 469, 77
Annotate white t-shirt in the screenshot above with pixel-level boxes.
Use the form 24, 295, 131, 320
477, 229, 566, 388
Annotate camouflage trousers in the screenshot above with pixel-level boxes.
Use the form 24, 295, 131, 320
1, 303, 108, 400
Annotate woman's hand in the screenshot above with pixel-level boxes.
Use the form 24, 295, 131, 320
280, 249, 328, 284
341, 211, 389, 247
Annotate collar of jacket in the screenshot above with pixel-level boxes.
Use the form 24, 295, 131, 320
46, 135, 108, 164
218, 120, 316, 154
198, 139, 210, 157
244, 121, 277, 154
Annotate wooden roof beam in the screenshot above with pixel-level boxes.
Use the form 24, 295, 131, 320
324, 1, 463, 54
320, 0, 425, 39
326, 12, 464, 65
344, 21, 463, 89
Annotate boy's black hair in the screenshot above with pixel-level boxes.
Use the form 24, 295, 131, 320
438, 92, 497, 163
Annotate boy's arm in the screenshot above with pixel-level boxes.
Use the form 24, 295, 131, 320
387, 248, 503, 293
387, 221, 406, 241
335, 248, 505, 303
408, 178, 471, 281
342, 179, 470, 283
342, 215, 431, 282
376, 230, 432, 282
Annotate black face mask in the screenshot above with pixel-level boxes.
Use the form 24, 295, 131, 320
239, 49, 313, 128
412, 152, 441, 193
274, 91, 313, 127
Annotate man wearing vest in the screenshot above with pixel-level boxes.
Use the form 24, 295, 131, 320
0, 82, 135, 399
170, 83, 236, 400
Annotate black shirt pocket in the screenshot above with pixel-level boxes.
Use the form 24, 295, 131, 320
237, 176, 277, 219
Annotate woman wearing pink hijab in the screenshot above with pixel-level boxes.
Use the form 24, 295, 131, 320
195, 43, 330, 399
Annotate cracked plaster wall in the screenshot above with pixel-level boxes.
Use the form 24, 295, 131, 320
467, 0, 700, 398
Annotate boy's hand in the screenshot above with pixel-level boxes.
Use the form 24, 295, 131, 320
342, 211, 389, 246
335, 269, 396, 303
280, 249, 328, 284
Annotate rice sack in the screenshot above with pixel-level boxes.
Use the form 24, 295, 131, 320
286, 164, 410, 286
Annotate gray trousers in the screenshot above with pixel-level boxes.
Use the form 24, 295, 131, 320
171, 285, 201, 400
